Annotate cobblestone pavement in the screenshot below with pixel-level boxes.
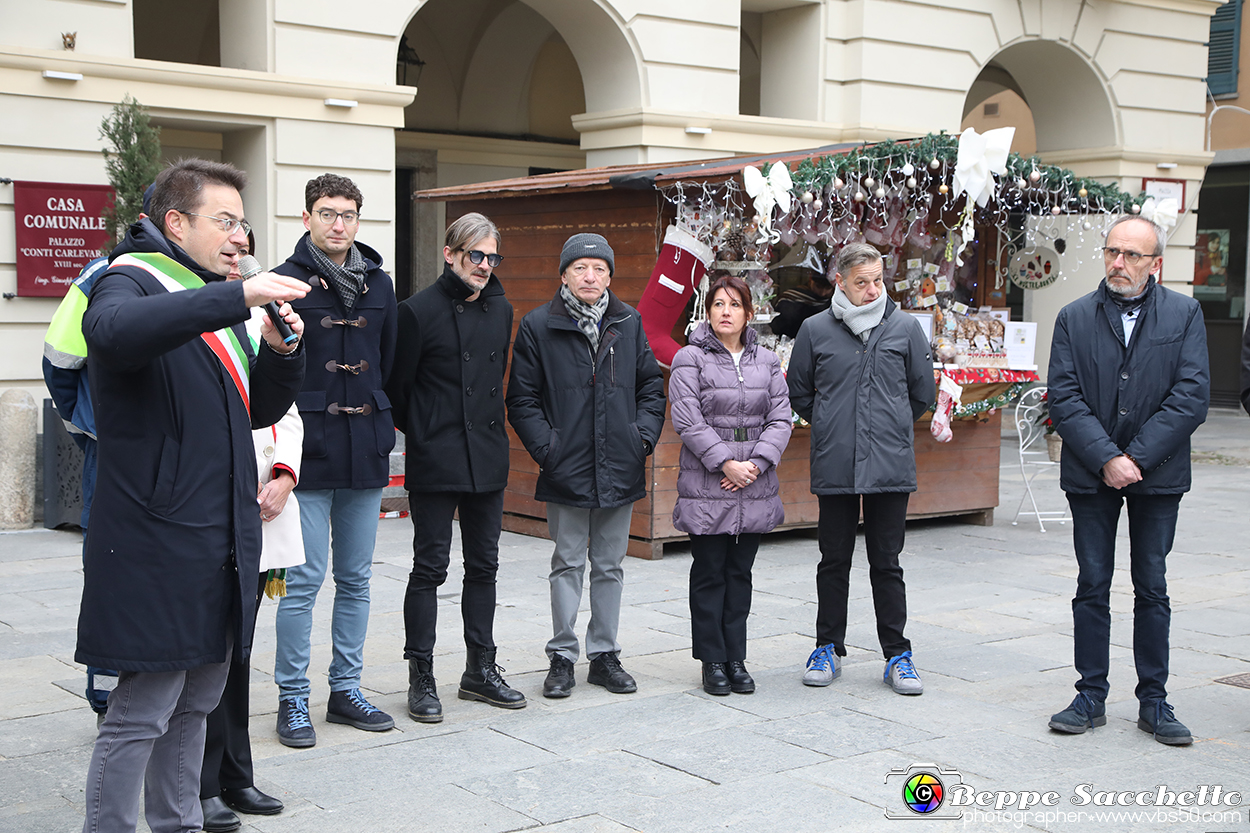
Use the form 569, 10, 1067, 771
2, 411, 1248, 832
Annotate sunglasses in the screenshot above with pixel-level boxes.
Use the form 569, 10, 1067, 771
464, 249, 504, 268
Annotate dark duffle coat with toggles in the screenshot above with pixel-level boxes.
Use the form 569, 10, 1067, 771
386, 265, 513, 492
274, 233, 397, 490
77, 218, 305, 672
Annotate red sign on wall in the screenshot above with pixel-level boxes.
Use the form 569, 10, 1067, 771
14, 181, 116, 297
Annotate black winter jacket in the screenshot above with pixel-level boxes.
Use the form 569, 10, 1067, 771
1049, 279, 1209, 494
787, 302, 935, 494
274, 234, 397, 490
78, 218, 305, 671
507, 289, 666, 508
387, 266, 513, 493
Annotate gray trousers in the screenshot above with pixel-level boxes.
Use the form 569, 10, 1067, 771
82, 652, 231, 833
546, 503, 632, 663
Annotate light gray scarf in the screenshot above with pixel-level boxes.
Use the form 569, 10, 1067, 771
560, 284, 609, 353
829, 285, 888, 342
306, 237, 368, 312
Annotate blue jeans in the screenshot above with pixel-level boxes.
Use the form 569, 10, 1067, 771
274, 488, 382, 700
1067, 490, 1182, 705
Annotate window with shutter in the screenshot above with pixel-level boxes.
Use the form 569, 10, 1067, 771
1208, 0, 1243, 97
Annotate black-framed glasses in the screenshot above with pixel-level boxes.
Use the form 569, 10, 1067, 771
314, 208, 360, 226
180, 211, 251, 237
1101, 246, 1154, 265
464, 249, 503, 268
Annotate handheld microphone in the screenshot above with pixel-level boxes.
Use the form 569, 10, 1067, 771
237, 255, 298, 345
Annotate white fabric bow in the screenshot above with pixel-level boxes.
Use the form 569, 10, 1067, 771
743, 162, 793, 242
953, 126, 1015, 208
1139, 197, 1179, 232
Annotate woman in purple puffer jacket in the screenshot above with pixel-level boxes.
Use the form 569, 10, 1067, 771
670, 274, 792, 696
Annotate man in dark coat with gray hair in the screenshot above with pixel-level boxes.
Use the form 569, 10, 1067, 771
507, 232, 666, 700
1046, 215, 1208, 745
787, 241, 934, 697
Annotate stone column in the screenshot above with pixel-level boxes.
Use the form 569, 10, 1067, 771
0, 390, 37, 529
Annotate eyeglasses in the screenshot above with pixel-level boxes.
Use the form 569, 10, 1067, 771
463, 249, 503, 268
314, 208, 360, 226
1101, 247, 1155, 265
567, 262, 609, 278
180, 211, 251, 237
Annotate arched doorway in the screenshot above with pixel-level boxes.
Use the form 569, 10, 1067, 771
392, 0, 642, 297
960, 40, 1121, 379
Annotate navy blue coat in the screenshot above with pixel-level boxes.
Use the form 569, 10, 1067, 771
275, 234, 397, 490
387, 266, 512, 493
77, 219, 305, 672
507, 289, 666, 509
1048, 279, 1209, 495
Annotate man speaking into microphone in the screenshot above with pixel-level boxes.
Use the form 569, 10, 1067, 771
78, 158, 308, 833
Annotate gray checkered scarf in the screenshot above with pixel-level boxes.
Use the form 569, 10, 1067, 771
830, 285, 888, 343
306, 237, 367, 312
560, 284, 609, 353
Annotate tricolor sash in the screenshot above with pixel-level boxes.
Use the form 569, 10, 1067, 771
112, 252, 251, 415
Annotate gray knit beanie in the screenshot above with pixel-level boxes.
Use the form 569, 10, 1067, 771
559, 233, 615, 276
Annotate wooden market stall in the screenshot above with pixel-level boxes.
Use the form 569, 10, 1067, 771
415, 145, 1031, 559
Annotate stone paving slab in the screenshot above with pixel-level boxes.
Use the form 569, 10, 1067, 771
2, 413, 1249, 832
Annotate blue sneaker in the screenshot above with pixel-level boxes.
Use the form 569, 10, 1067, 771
802, 643, 840, 686
885, 651, 923, 695
276, 696, 316, 748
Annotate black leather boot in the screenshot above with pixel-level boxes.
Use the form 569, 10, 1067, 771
458, 648, 527, 709
407, 658, 443, 723
702, 662, 731, 696
725, 660, 755, 694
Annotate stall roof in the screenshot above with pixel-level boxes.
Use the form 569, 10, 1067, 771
413, 141, 871, 201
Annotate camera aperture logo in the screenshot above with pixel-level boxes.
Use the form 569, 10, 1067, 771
886, 764, 963, 820
903, 772, 944, 814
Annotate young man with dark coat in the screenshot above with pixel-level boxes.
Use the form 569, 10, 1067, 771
272, 174, 399, 747
77, 158, 308, 833
1047, 215, 1209, 745
507, 233, 666, 699
386, 212, 523, 723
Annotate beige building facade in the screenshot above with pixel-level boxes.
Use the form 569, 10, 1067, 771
0, 0, 1222, 403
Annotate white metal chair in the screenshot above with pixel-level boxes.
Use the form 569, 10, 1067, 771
1011, 385, 1071, 531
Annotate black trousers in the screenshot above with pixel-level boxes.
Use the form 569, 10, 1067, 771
201, 572, 265, 798
688, 533, 759, 662
403, 489, 504, 662
815, 492, 911, 659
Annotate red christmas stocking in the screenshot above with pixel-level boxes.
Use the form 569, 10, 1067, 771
930, 372, 962, 443
638, 225, 713, 368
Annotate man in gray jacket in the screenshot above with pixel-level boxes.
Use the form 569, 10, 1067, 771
787, 242, 935, 696
1046, 215, 1208, 745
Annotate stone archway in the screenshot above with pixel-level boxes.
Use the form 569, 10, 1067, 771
967, 39, 1118, 156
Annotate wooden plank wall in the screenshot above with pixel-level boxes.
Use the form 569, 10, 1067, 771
445, 192, 1000, 560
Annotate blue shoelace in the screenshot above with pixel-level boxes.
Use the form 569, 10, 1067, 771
344, 688, 380, 714
807, 644, 835, 671
284, 698, 312, 730
886, 651, 918, 681
1154, 700, 1177, 725
1072, 691, 1100, 717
